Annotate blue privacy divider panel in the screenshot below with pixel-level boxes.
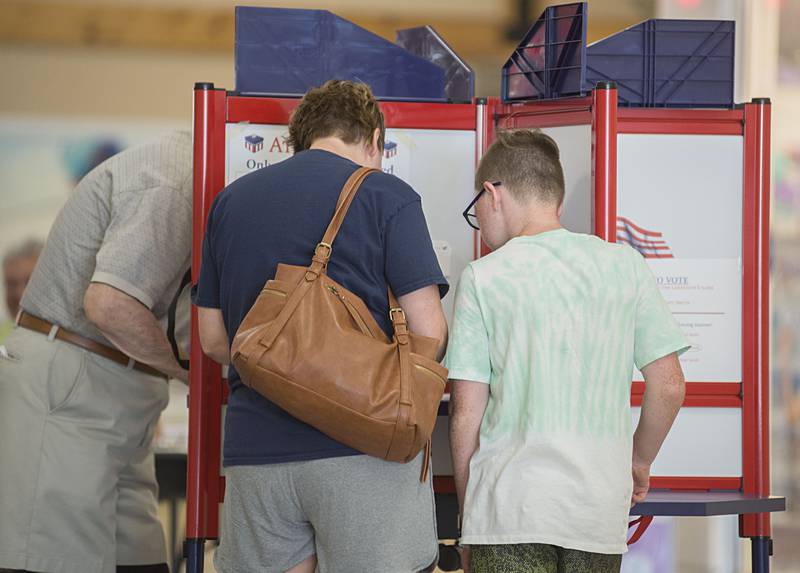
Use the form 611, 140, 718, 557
501, 2, 588, 102
396, 26, 475, 103
235, 6, 446, 101
584, 19, 735, 108
501, 1, 735, 108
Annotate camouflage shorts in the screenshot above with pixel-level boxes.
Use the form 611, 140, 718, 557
470, 543, 622, 573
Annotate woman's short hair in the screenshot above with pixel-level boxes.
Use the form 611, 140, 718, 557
287, 80, 386, 153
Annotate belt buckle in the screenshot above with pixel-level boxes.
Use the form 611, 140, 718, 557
389, 307, 406, 322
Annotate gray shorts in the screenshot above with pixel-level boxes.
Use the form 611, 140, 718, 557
215, 452, 438, 573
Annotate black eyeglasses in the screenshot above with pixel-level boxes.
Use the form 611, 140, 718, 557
462, 181, 501, 231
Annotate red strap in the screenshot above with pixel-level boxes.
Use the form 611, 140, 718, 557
627, 515, 654, 545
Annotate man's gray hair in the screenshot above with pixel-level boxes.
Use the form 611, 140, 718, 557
3, 239, 44, 266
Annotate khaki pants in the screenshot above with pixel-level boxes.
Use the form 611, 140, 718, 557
0, 328, 169, 573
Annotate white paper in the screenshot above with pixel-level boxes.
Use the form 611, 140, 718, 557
433, 240, 452, 279
633, 258, 742, 382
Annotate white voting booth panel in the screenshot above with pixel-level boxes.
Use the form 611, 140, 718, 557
618, 134, 744, 384
433, 407, 744, 477
631, 407, 743, 477
221, 113, 751, 485
618, 133, 746, 480
540, 125, 593, 235
225, 123, 477, 322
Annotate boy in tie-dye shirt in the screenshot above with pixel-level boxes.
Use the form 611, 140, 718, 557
447, 129, 689, 573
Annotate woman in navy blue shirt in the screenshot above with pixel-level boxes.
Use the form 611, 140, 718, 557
195, 80, 448, 573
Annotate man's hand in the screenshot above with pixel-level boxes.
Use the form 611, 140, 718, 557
631, 463, 650, 506
84, 282, 188, 380
173, 368, 189, 384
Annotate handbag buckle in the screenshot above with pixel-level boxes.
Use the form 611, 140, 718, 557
389, 307, 406, 323
315, 242, 332, 258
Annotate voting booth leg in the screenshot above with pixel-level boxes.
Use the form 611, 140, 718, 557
185, 538, 205, 573
751, 537, 771, 573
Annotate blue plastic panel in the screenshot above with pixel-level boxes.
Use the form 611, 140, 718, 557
502, 2, 735, 108
396, 26, 475, 103
235, 7, 446, 101
585, 19, 735, 108
501, 2, 587, 102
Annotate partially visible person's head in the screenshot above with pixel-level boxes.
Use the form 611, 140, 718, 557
287, 80, 386, 168
473, 129, 565, 249
3, 239, 43, 317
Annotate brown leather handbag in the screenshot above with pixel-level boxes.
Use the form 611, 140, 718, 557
231, 166, 446, 481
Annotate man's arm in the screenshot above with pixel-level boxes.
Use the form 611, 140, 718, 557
449, 379, 490, 516
397, 284, 448, 361
631, 352, 686, 504
197, 307, 230, 365
84, 283, 188, 381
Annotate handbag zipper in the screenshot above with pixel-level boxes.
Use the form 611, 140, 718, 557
326, 285, 376, 337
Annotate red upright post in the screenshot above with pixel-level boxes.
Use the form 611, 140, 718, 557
186, 82, 227, 571
592, 81, 618, 242
740, 98, 772, 560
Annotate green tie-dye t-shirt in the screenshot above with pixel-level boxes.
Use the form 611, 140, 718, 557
446, 228, 689, 554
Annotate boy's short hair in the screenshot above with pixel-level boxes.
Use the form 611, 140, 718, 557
287, 80, 386, 153
475, 129, 565, 206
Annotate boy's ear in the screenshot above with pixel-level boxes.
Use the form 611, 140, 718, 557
484, 181, 502, 211
557, 201, 564, 218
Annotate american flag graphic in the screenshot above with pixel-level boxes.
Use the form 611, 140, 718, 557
244, 134, 264, 153
616, 217, 674, 259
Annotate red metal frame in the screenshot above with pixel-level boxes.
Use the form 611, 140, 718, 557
740, 100, 772, 539
188, 85, 227, 540
631, 382, 742, 407
227, 96, 477, 130
650, 476, 743, 491
494, 95, 593, 129
188, 88, 480, 543
188, 84, 772, 545
617, 108, 745, 135
592, 86, 618, 241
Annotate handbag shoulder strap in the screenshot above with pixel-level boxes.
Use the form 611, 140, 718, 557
324, 166, 377, 246
318, 168, 404, 321
259, 166, 379, 350
308, 166, 377, 274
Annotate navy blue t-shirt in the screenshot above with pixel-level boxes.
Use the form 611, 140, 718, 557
194, 149, 448, 466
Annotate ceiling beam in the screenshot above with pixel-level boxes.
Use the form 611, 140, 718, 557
0, 1, 646, 65
0, 1, 516, 59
